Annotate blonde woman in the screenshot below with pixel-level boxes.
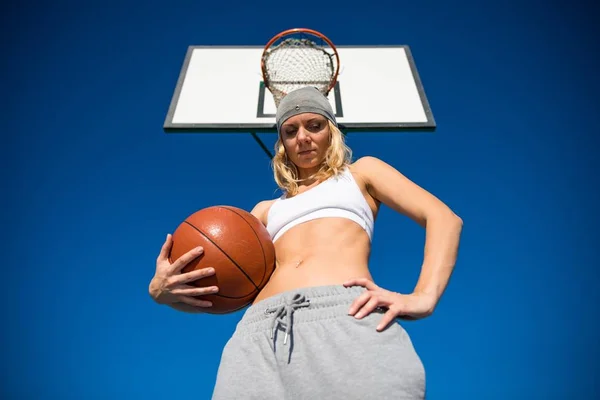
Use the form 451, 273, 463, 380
149, 87, 463, 399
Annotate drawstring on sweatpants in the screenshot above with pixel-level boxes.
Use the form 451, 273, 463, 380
265, 293, 310, 346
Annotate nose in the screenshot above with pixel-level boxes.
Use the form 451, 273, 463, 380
296, 127, 311, 142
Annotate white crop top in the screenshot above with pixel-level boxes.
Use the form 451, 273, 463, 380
266, 168, 375, 243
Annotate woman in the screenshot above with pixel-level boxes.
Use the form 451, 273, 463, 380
149, 87, 463, 399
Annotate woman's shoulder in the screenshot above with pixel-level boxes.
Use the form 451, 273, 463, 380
250, 198, 278, 226
349, 155, 385, 171
347, 156, 387, 182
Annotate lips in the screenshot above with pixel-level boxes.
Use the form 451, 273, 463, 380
298, 149, 314, 155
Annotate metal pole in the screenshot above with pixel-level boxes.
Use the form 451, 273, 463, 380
251, 132, 273, 160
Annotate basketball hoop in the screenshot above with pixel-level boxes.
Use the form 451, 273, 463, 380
261, 28, 340, 108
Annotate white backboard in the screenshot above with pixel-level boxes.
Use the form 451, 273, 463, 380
164, 45, 435, 133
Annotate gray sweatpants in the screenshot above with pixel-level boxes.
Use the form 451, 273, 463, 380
212, 284, 426, 399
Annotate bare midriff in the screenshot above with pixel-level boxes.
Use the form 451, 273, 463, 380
252, 217, 373, 305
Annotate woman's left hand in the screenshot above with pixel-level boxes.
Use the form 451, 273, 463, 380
344, 277, 436, 331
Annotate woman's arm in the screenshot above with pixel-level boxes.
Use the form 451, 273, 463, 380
354, 156, 463, 310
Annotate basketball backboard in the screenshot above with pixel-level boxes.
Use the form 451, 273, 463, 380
163, 45, 436, 133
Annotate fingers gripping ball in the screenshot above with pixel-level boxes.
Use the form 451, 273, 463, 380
169, 206, 276, 314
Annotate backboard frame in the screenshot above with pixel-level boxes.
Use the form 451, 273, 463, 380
163, 45, 436, 133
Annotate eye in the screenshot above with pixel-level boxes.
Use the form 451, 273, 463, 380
308, 123, 323, 132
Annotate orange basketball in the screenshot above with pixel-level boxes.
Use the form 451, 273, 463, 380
168, 205, 276, 314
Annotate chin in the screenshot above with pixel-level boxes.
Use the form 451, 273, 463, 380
295, 156, 324, 168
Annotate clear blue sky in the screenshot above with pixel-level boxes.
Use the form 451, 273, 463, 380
4, 1, 599, 399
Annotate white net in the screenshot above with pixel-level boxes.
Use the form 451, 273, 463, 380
262, 38, 338, 107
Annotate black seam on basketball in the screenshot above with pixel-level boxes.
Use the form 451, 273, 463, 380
202, 292, 258, 300
183, 220, 260, 291
220, 206, 268, 287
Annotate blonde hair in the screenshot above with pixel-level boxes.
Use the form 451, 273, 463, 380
271, 120, 353, 196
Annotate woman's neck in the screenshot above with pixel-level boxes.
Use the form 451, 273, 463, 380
297, 165, 321, 182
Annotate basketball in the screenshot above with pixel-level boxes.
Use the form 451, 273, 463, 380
168, 205, 276, 314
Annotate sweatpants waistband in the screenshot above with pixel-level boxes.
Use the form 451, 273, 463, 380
234, 284, 366, 336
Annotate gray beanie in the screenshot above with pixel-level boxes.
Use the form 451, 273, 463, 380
275, 86, 337, 133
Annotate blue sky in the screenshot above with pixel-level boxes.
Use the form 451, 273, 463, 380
3, 1, 599, 399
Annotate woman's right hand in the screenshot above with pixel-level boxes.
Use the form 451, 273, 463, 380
149, 233, 218, 310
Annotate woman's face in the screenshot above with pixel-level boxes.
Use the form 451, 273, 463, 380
280, 113, 330, 170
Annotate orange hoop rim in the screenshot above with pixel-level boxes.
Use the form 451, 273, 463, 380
260, 28, 340, 97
